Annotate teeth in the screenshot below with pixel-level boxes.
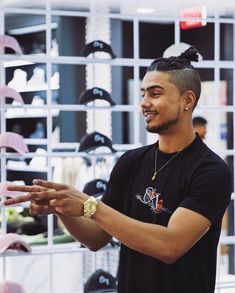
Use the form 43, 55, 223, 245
144, 111, 156, 117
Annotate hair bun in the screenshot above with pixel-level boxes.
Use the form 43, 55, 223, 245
179, 46, 199, 62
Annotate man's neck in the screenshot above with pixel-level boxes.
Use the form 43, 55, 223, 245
158, 131, 196, 153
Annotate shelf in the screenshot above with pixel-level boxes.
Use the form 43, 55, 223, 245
0, 242, 119, 257
5, 108, 60, 119
7, 164, 48, 173
2, 54, 234, 69
6, 83, 59, 93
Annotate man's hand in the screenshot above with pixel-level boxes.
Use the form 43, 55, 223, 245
4, 179, 89, 217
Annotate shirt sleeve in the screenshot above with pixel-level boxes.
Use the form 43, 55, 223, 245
179, 161, 232, 228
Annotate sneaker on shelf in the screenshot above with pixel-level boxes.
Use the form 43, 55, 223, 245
29, 122, 45, 139
27, 67, 46, 86
29, 148, 47, 169
26, 96, 45, 116
8, 69, 27, 91
50, 71, 59, 88
51, 39, 59, 57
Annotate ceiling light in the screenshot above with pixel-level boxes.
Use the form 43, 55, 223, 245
137, 8, 154, 14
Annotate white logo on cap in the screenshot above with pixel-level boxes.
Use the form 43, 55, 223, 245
96, 181, 106, 190
93, 41, 103, 49
93, 88, 103, 97
94, 134, 105, 144
99, 275, 110, 285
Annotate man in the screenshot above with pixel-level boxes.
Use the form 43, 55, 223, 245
192, 116, 208, 139
5, 47, 232, 293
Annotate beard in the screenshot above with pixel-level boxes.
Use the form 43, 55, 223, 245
146, 106, 180, 134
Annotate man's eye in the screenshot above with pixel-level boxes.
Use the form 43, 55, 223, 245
152, 92, 160, 96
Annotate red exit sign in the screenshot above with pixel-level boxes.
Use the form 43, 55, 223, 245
180, 6, 207, 30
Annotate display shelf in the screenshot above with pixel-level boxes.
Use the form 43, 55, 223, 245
4, 59, 34, 68
6, 165, 48, 173
5, 108, 59, 118
1, 53, 235, 69
6, 84, 59, 93
0, 243, 119, 258
3, 104, 139, 112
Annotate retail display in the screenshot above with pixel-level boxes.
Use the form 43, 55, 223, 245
80, 40, 116, 58
0, 280, 26, 293
78, 87, 116, 106
0, 86, 24, 104
83, 179, 108, 198
0, 132, 28, 155
0, 35, 23, 55
0, 233, 31, 254
78, 131, 117, 153
84, 269, 117, 293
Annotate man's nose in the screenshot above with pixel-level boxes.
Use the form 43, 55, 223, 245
140, 94, 151, 107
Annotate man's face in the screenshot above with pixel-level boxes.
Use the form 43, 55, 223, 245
140, 71, 184, 134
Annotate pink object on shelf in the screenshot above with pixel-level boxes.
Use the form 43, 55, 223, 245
0, 86, 24, 104
0, 280, 26, 293
0, 35, 23, 55
0, 233, 31, 254
0, 132, 28, 155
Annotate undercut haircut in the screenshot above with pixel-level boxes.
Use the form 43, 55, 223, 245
147, 46, 201, 108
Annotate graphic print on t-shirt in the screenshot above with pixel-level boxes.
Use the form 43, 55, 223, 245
136, 186, 172, 214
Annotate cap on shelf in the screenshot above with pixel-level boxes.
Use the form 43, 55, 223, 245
84, 269, 117, 293
83, 179, 108, 197
0, 132, 29, 155
78, 132, 116, 153
80, 40, 116, 59
0, 280, 26, 293
78, 87, 115, 106
0, 233, 31, 254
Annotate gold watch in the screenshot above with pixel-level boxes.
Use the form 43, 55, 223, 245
83, 196, 98, 218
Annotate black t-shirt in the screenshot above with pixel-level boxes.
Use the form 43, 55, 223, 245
102, 135, 232, 293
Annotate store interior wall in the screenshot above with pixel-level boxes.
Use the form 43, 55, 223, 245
3, 10, 235, 275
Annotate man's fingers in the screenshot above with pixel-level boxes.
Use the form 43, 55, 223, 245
7, 185, 43, 193
33, 179, 66, 191
31, 190, 65, 201
29, 202, 55, 216
3, 194, 32, 206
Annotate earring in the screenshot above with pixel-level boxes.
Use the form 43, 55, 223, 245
185, 107, 189, 110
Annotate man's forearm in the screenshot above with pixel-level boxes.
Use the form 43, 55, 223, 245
57, 212, 112, 251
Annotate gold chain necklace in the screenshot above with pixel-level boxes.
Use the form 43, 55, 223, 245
151, 146, 181, 181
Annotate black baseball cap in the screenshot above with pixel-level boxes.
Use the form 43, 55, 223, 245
78, 87, 115, 106
84, 269, 117, 293
83, 179, 108, 197
80, 40, 116, 59
78, 131, 116, 153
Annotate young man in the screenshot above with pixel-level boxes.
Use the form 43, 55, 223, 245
5, 47, 232, 293
193, 116, 208, 139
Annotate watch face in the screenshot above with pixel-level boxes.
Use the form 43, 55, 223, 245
89, 202, 97, 213
84, 198, 98, 216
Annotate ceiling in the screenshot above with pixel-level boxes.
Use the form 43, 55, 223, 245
4, 0, 235, 18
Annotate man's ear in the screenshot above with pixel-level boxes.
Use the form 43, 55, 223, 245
183, 90, 196, 111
